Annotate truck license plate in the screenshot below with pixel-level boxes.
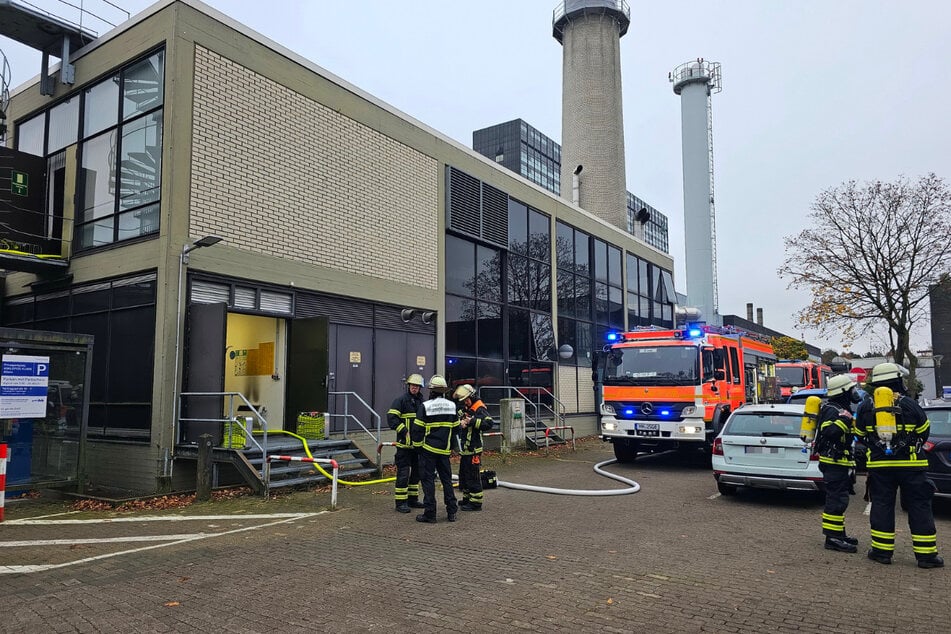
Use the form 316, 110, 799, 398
635, 423, 659, 437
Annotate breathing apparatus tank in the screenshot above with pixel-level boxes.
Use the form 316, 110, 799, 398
873, 386, 898, 455
799, 395, 822, 453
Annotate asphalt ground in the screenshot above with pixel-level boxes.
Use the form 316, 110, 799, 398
1, 437, 950, 633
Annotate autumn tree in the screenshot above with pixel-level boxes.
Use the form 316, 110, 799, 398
779, 173, 951, 380
771, 336, 808, 360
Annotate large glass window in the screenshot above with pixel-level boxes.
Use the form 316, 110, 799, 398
15, 48, 166, 253
555, 222, 595, 367
626, 252, 675, 328
1, 274, 158, 441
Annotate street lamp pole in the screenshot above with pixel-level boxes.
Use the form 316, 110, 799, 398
165, 236, 223, 480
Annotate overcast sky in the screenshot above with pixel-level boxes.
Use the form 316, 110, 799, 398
3, 0, 949, 354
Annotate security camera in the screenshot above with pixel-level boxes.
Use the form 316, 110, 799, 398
573, 164, 583, 175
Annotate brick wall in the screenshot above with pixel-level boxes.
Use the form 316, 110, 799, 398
190, 47, 439, 290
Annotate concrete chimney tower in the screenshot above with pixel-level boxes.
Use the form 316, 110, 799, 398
671, 58, 722, 325
553, 1, 631, 232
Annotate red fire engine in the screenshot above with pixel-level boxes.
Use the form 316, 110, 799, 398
597, 323, 780, 462
775, 360, 832, 398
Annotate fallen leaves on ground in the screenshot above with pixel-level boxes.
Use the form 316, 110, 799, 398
163, 601, 181, 607
66, 487, 253, 512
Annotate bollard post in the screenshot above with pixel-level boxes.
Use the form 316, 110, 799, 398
196, 433, 213, 502
0, 443, 7, 523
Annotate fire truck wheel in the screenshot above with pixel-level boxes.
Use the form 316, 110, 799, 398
613, 439, 640, 463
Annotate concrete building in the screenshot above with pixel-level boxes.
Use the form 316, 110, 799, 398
473, 118, 670, 253
1, 0, 675, 494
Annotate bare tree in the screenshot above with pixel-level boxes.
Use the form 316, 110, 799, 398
779, 173, 951, 379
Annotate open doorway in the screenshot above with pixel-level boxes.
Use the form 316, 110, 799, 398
224, 313, 286, 430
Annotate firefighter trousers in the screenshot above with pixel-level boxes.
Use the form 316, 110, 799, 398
820, 464, 852, 537
418, 450, 458, 518
459, 454, 484, 507
393, 446, 420, 503
868, 468, 939, 559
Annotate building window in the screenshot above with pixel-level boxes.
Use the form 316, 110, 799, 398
2, 274, 158, 442
16, 47, 166, 253
626, 252, 675, 328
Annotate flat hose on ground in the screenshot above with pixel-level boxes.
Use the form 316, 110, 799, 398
493, 458, 641, 496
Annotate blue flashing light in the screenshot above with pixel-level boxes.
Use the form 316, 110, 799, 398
660, 409, 670, 417
606, 331, 620, 342
623, 408, 635, 417
447, 358, 457, 365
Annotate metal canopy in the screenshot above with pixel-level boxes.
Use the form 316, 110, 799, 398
0, 0, 95, 53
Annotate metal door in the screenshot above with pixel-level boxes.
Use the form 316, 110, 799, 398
329, 324, 374, 434
182, 302, 227, 443
373, 330, 434, 422
285, 316, 329, 430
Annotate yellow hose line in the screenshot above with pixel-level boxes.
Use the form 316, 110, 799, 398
252, 430, 394, 486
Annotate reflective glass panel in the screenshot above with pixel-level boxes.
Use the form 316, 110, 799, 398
118, 204, 159, 241
118, 111, 163, 210
48, 96, 79, 153
17, 113, 45, 156
445, 295, 476, 357
507, 198, 527, 253
84, 76, 120, 138
123, 51, 165, 120
445, 235, 475, 297
80, 131, 117, 221
476, 244, 501, 302
477, 302, 503, 359
556, 222, 573, 269
528, 209, 550, 262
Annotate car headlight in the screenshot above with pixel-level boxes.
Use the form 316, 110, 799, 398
602, 421, 617, 431
602, 403, 616, 415
681, 405, 696, 416
678, 425, 703, 434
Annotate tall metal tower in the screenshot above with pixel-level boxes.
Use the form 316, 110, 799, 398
670, 58, 722, 324
553, 1, 631, 234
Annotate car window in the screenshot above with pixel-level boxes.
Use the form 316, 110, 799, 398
926, 408, 951, 434
724, 412, 801, 436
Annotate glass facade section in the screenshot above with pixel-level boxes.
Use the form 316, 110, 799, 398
626, 252, 675, 328
15, 48, 166, 253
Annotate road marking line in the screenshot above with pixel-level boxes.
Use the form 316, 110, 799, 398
0, 534, 208, 547
0, 513, 323, 575
4, 513, 315, 525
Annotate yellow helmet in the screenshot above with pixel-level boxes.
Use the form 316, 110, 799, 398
826, 374, 856, 397
453, 384, 476, 402
869, 363, 909, 385
427, 374, 449, 391
406, 374, 424, 387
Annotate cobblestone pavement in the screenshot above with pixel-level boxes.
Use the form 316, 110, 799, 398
2, 440, 950, 633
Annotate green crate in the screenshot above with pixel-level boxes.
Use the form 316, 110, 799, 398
297, 412, 325, 440
221, 419, 247, 449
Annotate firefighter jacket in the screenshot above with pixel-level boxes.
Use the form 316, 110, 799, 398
457, 399, 494, 456
854, 394, 930, 469
815, 402, 855, 467
387, 390, 423, 449
411, 395, 460, 456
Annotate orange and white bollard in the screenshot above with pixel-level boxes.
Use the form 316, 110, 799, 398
0, 443, 7, 523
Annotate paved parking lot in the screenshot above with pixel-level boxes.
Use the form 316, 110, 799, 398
2, 439, 950, 633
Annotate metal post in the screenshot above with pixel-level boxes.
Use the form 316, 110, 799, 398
196, 433, 213, 501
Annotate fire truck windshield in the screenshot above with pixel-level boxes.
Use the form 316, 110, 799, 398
776, 366, 806, 387
603, 345, 700, 386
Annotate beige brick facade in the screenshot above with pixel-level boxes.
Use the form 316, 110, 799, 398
190, 47, 439, 290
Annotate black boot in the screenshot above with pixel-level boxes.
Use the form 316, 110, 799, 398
842, 535, 859, 545
825, 536, 857, 553
918, 555, 945, 569
867, 549, 892, 565
407, 498, 425, 509
395, 501, 410, 514
460, 502, 482, 511
447, 513, 457, 522
415, 513, 437, 524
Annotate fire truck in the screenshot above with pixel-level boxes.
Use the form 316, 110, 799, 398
596, 323, 780, 463
775, 360, 832, 399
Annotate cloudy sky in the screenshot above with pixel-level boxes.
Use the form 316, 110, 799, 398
2, 0, 948, 353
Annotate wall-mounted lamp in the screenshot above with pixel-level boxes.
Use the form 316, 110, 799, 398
181, 234, 223, 265
401, 309, 417, 322
421, 311, 435, 324
558, 344, 574, 360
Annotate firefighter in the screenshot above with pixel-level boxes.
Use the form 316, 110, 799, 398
453, 383, 494, 511
387, 374, 426, 513
854, 363, 943, 568
816, 374, 862, 553
411, 374, 460, 524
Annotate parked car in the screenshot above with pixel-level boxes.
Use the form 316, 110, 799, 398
712, 403, 823, 497
923, 403, 951, 497
786, 387, 868, 473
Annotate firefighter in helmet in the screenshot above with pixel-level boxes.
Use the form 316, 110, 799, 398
387, 373, 425, 513
453, 383, 494, 511
854, 363, 943, 568
411, 374, 460, 523
816, 374, 862, 553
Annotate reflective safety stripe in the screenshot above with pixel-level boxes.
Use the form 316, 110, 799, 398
866, 458, 929, 468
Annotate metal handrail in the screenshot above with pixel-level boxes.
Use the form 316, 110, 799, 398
327, 390, 383, 451
178, 391, 270, 483
478, 385, 568, 433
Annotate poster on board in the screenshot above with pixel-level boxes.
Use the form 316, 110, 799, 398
1, 354, 51, 418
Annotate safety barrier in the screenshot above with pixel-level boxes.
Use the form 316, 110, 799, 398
542, 426, 575, 454
266, 455, 339, 509
0, 443, 6, 522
